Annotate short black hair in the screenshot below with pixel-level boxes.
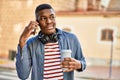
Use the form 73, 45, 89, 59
35, 4, 53, 20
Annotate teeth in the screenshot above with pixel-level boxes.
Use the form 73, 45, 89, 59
47, 26, 53, 29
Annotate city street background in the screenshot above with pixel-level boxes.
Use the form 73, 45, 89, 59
0, 0, 120, 80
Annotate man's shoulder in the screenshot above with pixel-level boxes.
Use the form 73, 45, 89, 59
61, 30, 76, 38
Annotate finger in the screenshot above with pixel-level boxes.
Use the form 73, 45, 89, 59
31, 30, 36, 35
62, 61, 69, 67
69, 58, 76, 61
62, 61, 69, 65
27, 21, 39, 29
29, 21, 39, 25
68, 65, 75, 69
23, 26, 36, 37
62, 63, 70, 70
28, 23, 38, 30
68, 62, 75, 66
64, 58, 71, 61
62, 64, 69, 68
69, 60, 81, 70
64, 58, 76, 62
27, 24, 38, 34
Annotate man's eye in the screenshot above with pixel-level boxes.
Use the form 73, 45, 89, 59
40, 17, 47, 21
50, 16, 55, 19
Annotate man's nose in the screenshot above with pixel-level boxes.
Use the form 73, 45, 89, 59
46, 18, 52, 23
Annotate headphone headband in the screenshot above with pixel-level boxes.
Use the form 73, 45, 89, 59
38, 32, 58, 44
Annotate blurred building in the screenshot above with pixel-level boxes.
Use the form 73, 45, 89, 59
0, 0, 120, 66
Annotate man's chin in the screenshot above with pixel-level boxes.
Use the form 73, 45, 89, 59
45, 29, 56, 35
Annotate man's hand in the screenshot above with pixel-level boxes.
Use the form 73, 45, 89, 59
61, 58, 81, 72
19, 21, 39, 48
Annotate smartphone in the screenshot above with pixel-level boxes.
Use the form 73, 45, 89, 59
33, 20, 39, 35
33, 29, 36, 35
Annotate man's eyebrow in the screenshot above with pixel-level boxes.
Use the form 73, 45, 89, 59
40, 16, 46, 17
50, 14, 56, 17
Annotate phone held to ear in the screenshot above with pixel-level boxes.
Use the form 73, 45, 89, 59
33, 29, 36, 35
33, 20, 39, 35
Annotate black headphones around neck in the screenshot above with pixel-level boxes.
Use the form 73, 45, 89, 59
38, 32, 58, 44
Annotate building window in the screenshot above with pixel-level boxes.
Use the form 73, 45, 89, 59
101, 29, 113, 41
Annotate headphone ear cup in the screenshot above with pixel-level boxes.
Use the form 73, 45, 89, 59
39, 33, 58, 44
49, 33, 58, 42
45, 35, 50, 42
40, 34, 50, 44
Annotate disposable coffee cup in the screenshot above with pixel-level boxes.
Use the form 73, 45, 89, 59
61, 49, 72, 70
61, 49, 72, 60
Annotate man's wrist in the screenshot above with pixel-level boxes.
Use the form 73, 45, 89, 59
19, 37, 26, 48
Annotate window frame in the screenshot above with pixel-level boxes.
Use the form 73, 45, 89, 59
97, 27, 117, 44
101, 29, 113, 41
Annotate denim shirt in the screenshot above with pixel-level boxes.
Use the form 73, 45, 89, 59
16, 28, 86, 80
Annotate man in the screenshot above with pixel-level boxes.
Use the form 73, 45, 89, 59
16, 4, 86, 80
